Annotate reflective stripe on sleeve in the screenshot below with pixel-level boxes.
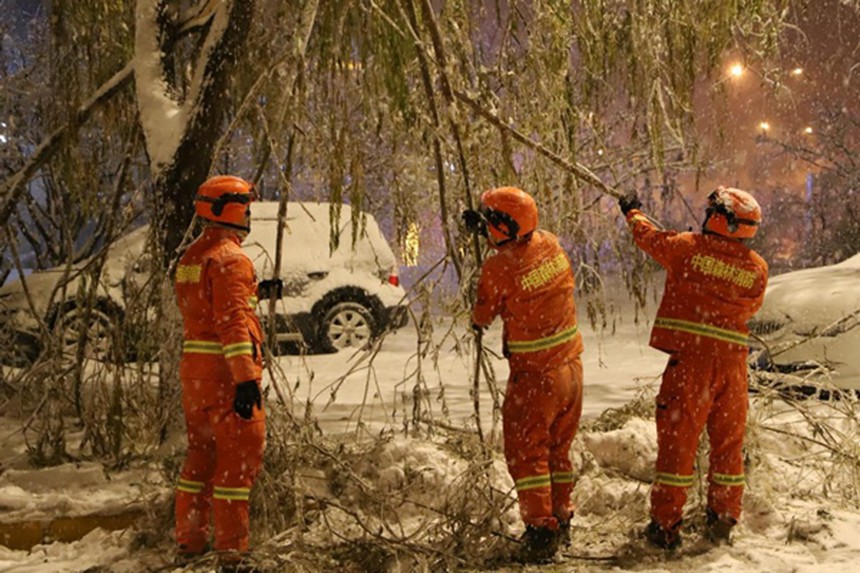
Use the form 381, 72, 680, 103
507, 325, 579, 353
223, 342, 254, 358
654, 317, 750, 346
182, 340, 255, 357
551, 471, 575, 484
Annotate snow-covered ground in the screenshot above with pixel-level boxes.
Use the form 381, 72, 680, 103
279, 308, 667, 436
0, 298, 858, 572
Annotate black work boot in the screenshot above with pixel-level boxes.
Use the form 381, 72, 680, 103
706, 508, 737, 544
514, 525, 560, 564
643, 519, 681, 550
556, 518, 572, 548
218, 552, 263, 573
219, 561, 262, 573
176, 543, 210, 566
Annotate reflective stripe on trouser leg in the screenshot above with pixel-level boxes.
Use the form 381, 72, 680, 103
550, 471, 576, 523
707, 352, 749, 521
175, 482, 212, 554
503, 359, 580, 529
549, 359, 583, 523
513, 474, 552, 527
176, 389, 217, 554
211, 403, 266, 552
651, 354, 715, 530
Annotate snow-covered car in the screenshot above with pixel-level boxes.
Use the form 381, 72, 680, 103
0, 225, 153, 365
246, 201, 408, 353
0, 202, 408, 363
748, 252, 860, 394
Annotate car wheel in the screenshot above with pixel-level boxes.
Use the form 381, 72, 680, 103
318, 301, 377, 353
52, 304, 117, 363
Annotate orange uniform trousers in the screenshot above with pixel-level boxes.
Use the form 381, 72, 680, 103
503, 357, 583, 529
175, 377, 266, 553
651, 344, 748, 530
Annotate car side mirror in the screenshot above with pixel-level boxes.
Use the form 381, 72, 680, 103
258, 278, 284, 299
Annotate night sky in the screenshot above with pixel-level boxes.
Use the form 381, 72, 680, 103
697, 0, 860, 196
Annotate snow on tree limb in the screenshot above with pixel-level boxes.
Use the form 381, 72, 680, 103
133, 0, 231, 175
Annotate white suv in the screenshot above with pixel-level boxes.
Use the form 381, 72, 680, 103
0, 202, 408, 363
246, 202, 407, 352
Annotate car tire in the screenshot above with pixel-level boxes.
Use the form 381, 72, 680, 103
51, 302, 120, 363
316, 300, 378, 353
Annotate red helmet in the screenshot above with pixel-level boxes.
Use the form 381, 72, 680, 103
480, 187, 538, 243
703, 186, 761, 240
194, 175, 256, 229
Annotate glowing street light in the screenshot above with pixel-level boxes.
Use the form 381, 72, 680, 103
790, 68, 804, 77
711, 62, 745, 88
803, 126, 814, 134
758, 121, 771, 132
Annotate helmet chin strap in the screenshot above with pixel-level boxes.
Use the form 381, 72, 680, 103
205, 219, 251, 234
490, 230, 533, 248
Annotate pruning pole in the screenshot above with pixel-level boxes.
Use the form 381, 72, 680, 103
452, 89, 623, 200
454, 90, 672, 232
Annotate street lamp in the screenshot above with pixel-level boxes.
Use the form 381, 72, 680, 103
758, 121, 771, 133
712, 62, 746, 88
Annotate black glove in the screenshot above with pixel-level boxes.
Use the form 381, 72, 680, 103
618, 193, 642, 216
258, 278, 284, 299
462, 209, 488, 237
471, 322, 485, 334
233, 380, 262, 420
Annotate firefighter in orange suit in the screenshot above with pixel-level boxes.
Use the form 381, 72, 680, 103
619, 186, 768, 549
173, 175, 265, 567
463, 187, 584, 563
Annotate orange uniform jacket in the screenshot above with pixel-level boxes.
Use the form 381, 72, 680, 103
472, 230, 583, 369
626, 211, 768, 353
176, 227, 263, 383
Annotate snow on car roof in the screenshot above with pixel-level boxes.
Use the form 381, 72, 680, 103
252, 200, 351, 221
834, 251, 860, 269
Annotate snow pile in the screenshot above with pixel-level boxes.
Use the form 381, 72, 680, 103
298, 436, 520, 548
0, 462, 157, 523
0, 528, 138, 573
581, 417, 657, 482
